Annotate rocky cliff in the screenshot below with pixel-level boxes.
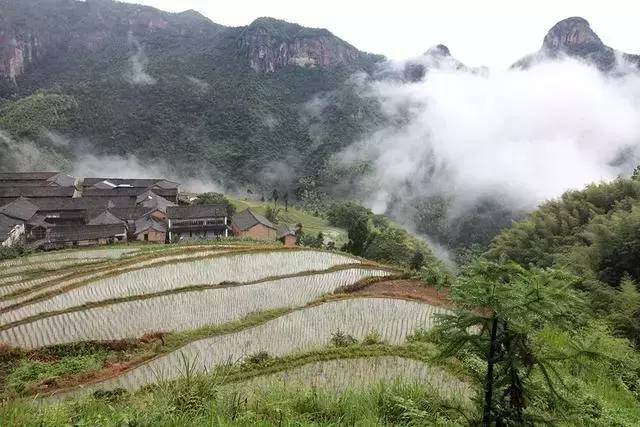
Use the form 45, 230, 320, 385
240, 18, 364, 73
0, 24, 46, 84
515, 16, 640, 71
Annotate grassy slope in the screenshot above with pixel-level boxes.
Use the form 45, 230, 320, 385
229, 196, 348, 245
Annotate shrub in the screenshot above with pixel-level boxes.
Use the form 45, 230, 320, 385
265, 206, 280, 224
330, 329, 358, 347
244, 351, 272, 365
362, 329, 383, 345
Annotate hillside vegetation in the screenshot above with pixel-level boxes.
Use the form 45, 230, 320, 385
1, 174, 640, 425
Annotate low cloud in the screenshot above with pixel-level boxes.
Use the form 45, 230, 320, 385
125, 32, 156, 86
334, 56, 640, 244
186, 76, 211, 95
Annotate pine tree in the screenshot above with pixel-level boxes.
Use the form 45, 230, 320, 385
434, 259, 583, 425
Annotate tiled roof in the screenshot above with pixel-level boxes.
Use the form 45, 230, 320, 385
0, 187, 75, 198
232, 208, 276, 231
134, 217, 166, 234
167, 205, 228, 219
82, 178, 179, 189
276, 224, 297, 239
93, 207, 157, 221
87, 211, 125, 226
137, 191, 176, 212
30, 197, 135, 211
46, 224, 127, 243
83, 187, 177, 198
0, 172, 59, 181
0, 197, 39, 221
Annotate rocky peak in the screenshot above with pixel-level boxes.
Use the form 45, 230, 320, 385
424, 44, 451, 57
240, 17, 362, 73
542, 17, 603, 53
513, 16, 640, 72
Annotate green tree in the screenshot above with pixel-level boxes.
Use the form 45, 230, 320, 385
410, 251, 425, 271
608, 276, 640, 346
265, 206, 280, 224
584, 203, 640, 285
435, 259, 583, 425
326, 202, 371, 230
345, 217, 370, 256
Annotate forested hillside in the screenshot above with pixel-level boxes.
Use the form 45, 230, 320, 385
2, 2, 639, 255
0, 0, 383, 182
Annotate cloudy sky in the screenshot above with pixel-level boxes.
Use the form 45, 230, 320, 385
121, 0, 639, 68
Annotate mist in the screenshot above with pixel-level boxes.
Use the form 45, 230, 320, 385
125, 32, 157, 85
335, 55, 640, 241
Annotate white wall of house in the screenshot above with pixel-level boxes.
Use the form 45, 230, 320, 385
1, 224, 25, 247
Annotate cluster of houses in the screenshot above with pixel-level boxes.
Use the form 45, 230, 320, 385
0, 172, 298, 249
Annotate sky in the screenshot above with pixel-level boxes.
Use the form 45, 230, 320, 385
119, 0, 640, 68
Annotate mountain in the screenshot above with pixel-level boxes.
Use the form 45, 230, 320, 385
1, 5, 639, 253
0, 0, 383, 182
514, 16, 640, 70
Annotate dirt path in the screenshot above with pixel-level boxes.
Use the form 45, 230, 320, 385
351, 279, 450, 308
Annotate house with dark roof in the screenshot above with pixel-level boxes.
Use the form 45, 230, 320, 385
0, 214, 25, 247
167, 205, 229, 241
87, 211, 125, 226
231, 208, 277, 240
0, 172, 76, 187
134, 216, 167, 243
28, 197, 134, 226
276, 224, 298, 247
136, 190, 176, 212
82, 178, 179, 202
0, 186, 76, 206
0, 198, 40, 246
43, 224, 127, 248
0, 197, 39, 222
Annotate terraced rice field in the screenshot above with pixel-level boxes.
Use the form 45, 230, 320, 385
1, 250, 361, 324
1, 268, 390, 348
0, 248, 237, 309
0, 248, 137, 269
239, 356, 472, 400
54, 297, 447, 394
2, 245, 459, 401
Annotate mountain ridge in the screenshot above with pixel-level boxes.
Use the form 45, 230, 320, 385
513, 16, 640, 70
0, 4, 637, 189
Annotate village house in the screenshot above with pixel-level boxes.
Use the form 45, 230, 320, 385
98, 206, 167, 239
0, 214, 24, 247
82, 178, 180, 203
44, 224, 127, 248
136, 190, 177, 212
0, 198, 39, 246
133, 216, 167, 243
231, 208, 277, 240
0, 186, 76, 206
167, 205, 229, 241
0, 172, 76, 187
277, 224, 298, 247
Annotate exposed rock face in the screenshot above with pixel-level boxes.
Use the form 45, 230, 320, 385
425, 44, 451, 57
514, 16, 640, 71
542, 17, 603, 52
0, 29, 44, 84
402, 44, 470, 82
241, 18, 362, 73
